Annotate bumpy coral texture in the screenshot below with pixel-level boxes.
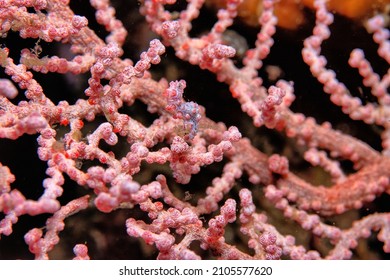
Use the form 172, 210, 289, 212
0, 0, 389, 259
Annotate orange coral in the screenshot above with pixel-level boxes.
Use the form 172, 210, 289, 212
206, 0, 390, 29
302, 0, 389, 19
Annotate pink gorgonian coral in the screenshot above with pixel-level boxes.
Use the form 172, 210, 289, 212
0, 0, 389, 260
